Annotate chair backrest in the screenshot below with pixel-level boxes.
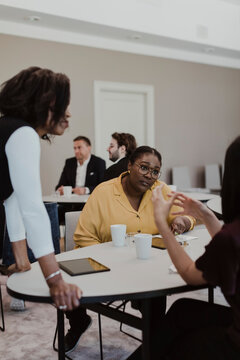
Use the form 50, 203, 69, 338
64, 211, 81, 252
205, 164, 221, 191
172, 166, 191, 190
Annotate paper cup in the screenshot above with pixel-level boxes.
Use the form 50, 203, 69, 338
63, 186, 72, 197
134, 233, 152, 259
110, 224, 127, 247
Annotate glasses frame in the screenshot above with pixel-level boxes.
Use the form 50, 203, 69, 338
134, 162, 161, 180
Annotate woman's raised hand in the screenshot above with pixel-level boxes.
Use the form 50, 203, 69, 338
152, 185, 177, 226
171, 193, 205, 220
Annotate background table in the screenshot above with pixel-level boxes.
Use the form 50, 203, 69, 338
181, 191, 220, 202
7, 226, 211, 359
43, 194, 89, 204
207, 197, 222, 218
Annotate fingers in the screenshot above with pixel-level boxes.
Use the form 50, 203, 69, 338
171, 222, 185, 234
50, 282, 82, 311
152, 184, 164, 200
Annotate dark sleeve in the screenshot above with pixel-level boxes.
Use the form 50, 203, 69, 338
87, 159, 106, 193
196, 230, 239, 295
103, 167, 111, 182
55, 161, 70, 190
98, 159, 106, 183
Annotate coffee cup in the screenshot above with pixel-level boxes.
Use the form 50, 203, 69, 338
110, 224, 127, 247
134, 233, 152, 259
63, 186, 72, 197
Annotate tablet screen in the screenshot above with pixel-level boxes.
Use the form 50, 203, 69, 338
58, 257, 110, 276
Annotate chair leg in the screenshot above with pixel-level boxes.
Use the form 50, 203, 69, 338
98, 313, 104, 360
119, 302, 142, 342
0, 286, 5, 332
53, 323, 58, 351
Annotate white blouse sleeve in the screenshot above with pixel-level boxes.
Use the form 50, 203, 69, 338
4, 126, 54, 258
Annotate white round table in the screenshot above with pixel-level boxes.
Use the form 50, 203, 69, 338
43, 194, 89, 204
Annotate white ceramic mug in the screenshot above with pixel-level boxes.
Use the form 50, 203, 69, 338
110, 224, 127, 247
134, 233, 152, 259
63, 186, 72, 197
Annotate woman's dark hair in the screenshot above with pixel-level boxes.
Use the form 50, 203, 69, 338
0, 66, 70, 133
221, 136, 240, 223
129, 146, 162, 166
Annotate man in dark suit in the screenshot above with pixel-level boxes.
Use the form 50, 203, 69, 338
56, 136, 106, 195
56, 136, 105, 222
103, 132, 137, 181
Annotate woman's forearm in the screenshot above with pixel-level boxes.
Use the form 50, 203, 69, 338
11, 239, 31, 272
157, 221, 206, 285
37, 253, 62, 285
197, 206, 222, 238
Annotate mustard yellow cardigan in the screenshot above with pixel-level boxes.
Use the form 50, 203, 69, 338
74, 173, 195, 248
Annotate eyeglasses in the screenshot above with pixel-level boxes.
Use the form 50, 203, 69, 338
134, 163, 161, 179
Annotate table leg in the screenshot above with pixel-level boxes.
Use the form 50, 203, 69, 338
141, 298, 151, 360
57, 309, 65, 360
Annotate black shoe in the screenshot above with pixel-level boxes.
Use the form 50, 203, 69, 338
64, 315, 92, 354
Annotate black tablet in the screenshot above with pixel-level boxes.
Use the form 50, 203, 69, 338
58, 257, 110, 276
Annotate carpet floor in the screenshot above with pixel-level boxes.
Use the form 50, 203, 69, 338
0, 285, 228, 360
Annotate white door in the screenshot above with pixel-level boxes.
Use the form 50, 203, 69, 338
94, 81, 154, 167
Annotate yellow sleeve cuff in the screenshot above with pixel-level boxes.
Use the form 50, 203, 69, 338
184, 215, 196, 230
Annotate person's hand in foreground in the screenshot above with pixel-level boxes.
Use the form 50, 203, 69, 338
39, 253, 82, 311
171, 192, 207, 220
152, 186, 191, 234
48, 277, 82, 311
152, 184, 178, 232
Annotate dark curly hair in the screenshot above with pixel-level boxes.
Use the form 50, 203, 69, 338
129, 146, 162, 166
0, 66, 70, 133
112, 132, 137, 157
221, 136, 240, 223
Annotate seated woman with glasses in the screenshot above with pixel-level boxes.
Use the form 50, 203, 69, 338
74, 145, 195, 248
63, 146, 196, 355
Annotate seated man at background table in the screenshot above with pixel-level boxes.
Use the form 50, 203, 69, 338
103, 132, 137, 181
56, 135, 106, 195
55, 136, 106, 222
64, 146, 196, 354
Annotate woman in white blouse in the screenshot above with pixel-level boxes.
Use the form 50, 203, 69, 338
0, 67, 81, 311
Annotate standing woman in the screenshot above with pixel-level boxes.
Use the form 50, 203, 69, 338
0, 67, 81, 311
146, 137, 240, 359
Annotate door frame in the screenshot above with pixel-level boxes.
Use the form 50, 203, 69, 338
94, 81, 155, 155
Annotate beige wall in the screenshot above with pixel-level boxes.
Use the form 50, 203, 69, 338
1, 34, 240, 194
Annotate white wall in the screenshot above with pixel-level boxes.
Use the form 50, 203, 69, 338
0, 33, 240, 194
